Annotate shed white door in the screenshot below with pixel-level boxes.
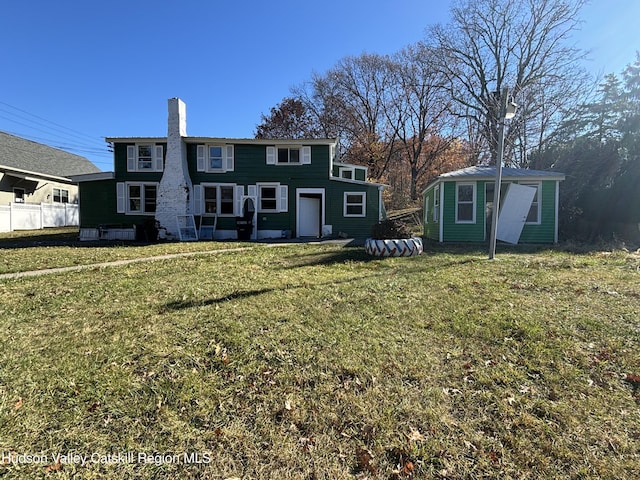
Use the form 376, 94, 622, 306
497, 184, 537, 244
298, 196, 321, 237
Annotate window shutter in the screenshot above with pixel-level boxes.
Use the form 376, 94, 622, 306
193, 185, 203, 215
225, 145, 234, 171
127, 146, 136, 171
247, 185, 257, 197
279, 185, 288, 213
266, 146, 276, 165
235, 185, 244, 216
116, 182, 125, 213
197, 145, 206, 172
301, 146, 311, 164
154, 145, 164, 171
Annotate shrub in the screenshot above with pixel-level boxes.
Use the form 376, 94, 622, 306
370, 219, 412, 239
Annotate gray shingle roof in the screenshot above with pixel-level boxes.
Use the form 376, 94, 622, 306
0, 131, 101, 178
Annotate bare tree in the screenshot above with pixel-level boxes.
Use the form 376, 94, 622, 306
294, 53, 398, 180
429, 0, 588, 166
385, 44, 465, 199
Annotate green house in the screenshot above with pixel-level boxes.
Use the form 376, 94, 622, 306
422, 166, 565, 244
73, 98, 386, 241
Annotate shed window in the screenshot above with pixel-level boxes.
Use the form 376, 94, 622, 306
520, 182, 541, 224
433, 185, 440, 222
456, 183, 476, 223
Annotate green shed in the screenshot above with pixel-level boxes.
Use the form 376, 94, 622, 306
422, 166, 565, 244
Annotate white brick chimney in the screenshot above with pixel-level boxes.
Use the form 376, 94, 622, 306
155, 98, 193, 238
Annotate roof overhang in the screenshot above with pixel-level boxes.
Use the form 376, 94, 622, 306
0, 164, 72, 183
331, 176, 387, 189
69, 171, 115, 182
105, 136, 339, 146
422, 167, 565, 195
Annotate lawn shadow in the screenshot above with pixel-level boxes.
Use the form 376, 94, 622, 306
162, 274, 382, 312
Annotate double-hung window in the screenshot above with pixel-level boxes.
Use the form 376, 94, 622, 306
520, 182, 541, 224
257, 183, 288, 213
203, 184, 235, 216
127, 144, 164, 172
53, 187, 69, 203
344, 192, 366, 217
196, 145, 234, 173
117, 182, 157, 214
208, 146, 223, 170
456, 183, 476, 223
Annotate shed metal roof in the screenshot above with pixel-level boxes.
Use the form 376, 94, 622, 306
439, 166, 564, 181
422, 166, 565, 195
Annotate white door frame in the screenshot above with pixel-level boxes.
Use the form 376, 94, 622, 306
296, 188, 325, 238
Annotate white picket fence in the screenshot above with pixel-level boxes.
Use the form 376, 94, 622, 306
0, 202, 79, 232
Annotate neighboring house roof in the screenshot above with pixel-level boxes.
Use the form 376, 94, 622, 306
0, 131, 101, 179
423, 166, 565, 193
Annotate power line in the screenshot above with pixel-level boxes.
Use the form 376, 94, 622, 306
0, 128, 111, 157
0, 101, 103, 144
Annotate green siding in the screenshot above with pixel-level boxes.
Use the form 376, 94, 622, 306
422, 178, 560, 244
78, 179, 149, 227
442, 181, 485, 242
80, 141, 382, 239
518, 180, 557, 243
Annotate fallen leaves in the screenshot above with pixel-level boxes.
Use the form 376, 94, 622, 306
44, 461, 62, 473
355, 447, 377, 475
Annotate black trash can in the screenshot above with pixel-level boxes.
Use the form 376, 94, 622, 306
235, 198, 255, 240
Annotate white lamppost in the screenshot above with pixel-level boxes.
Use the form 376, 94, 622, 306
488, 87, 517, 260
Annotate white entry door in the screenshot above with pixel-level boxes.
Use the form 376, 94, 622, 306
497, 183, 537, 244
298, 196, 321, 237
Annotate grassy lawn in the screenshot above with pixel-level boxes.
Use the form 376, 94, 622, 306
0, 228, 248, 275
1, 231, 639, 479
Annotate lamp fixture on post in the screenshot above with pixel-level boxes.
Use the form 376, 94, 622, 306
488, 86, 517, 260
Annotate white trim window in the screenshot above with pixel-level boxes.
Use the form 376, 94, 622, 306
344, 192, 366, 217
204, 184, 235, 216
258, 183, 288, 213
53, 187, 69, 203
197, 144, 234, 172
266, 146, 311, 165
127, 144, 164, 172
456, 182, 476, 223
116, 182, 158, 214
339, 166, 354, 179
433, 185, 440, 223
521, 182, 542, 224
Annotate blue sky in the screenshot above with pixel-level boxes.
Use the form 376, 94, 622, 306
1, 0, 638, 171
